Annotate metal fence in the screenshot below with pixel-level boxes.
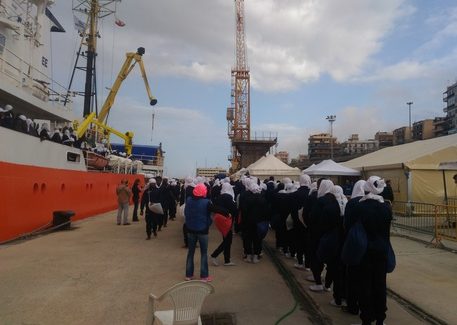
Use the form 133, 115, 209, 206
391, 201, 457, 245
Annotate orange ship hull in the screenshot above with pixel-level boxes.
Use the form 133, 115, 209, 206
0, 161, 142, 243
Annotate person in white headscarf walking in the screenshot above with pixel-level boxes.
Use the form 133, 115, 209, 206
342, 179, 366, 315
210, 183, 238, 266
352, 176, 392, 325
239, 179, 270, 263
291, 174, 312, 269
308, 179, 340, 294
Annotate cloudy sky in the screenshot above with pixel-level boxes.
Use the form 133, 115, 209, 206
50, 0, 457, 177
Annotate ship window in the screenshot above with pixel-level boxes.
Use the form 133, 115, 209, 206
67, 152, 81, 163
0, 34, 5, 55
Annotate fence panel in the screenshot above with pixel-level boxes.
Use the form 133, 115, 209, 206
391, 201, 437, 236
435, 204, 457, 242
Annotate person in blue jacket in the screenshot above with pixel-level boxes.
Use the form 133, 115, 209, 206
184, 183, 219, 282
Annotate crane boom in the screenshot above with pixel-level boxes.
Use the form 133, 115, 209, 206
75, 47, 157, 155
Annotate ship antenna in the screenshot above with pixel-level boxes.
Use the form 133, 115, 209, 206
65, 1, 118, 118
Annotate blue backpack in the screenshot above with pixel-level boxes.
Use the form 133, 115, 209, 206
341, 221, 368, 265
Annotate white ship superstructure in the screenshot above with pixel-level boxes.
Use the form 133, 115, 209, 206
0, 0, 73, 121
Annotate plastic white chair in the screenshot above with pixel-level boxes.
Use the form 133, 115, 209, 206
146, 280, 215, 325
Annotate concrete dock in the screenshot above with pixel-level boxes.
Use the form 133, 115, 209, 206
1, 211, 456, 324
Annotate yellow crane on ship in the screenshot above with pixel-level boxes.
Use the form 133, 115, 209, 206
75, 47, 157, 155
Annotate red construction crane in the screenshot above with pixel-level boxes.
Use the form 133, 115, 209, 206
227, 0, 250, 171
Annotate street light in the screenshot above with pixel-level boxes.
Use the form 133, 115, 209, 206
326, 115, 336, 159
406, 101, 413, 130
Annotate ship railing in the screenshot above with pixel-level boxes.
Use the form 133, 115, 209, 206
132, 154, 164, 167
0, 44, 72, 110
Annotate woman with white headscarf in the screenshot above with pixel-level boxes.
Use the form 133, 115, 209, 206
179, 177, 196, 248
271, 181, 292, 256
291, 174, 312, 269
353, 176, 392, 325
332, 185, 348, 217
341, 179, 366, 315
308, 179, 341, 296
239, 178, 270, 263
210, 183, 238, 266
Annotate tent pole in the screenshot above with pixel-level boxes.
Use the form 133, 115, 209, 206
442, 169, 448, 205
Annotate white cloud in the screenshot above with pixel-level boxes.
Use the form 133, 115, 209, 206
52, 0, 410, 92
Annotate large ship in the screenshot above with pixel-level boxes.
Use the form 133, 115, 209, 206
0, 0, 163, 243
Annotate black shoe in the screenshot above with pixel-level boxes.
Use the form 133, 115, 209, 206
153, 231, 157, 237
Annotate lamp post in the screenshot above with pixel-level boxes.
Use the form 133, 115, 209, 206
406, 101, 413, 130
326, 115, 336, 159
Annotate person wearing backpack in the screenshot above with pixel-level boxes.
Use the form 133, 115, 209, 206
342, 179, 366, 315
140, 178, 162, 240
352, 176, 392, 325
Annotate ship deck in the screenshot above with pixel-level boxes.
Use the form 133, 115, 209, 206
0, 211, 456, 324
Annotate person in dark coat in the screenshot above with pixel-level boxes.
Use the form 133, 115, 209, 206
39, 123, 51, 141
0, 105, 14, 129
238, 178, 270, 263
140, 178, 163, 239
271, 182, 290, 253
380, 180, 394, 203
354, 176, 393, 325
153, 176, 167, 231
180, 177, 195, 248
14, 115, 28, 133
342, 179, 366, 315
308, 179, 341, 293
168, 179, 179, 221
131, 178, 141, 222
292, 174, 311, 269
210, 183, 238, 266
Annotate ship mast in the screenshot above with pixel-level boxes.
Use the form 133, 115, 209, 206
83, 0, 99, 117
66, 0, 118, 117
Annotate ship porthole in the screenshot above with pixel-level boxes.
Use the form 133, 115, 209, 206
41, 183, 46, 193
61, 184, 66, 192
86, 184, 89, 190
33, 183, 39, 193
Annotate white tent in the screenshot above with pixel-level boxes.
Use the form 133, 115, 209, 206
244, 154, 301, 180
302, 163, 316, 173
305, 159, 360, 176
342, 133, 457, 203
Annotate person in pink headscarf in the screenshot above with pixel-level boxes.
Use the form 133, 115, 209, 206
184, 183, 223, 282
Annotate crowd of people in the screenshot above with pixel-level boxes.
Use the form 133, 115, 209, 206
117, 172, 395, 325
1, 104, 132, 159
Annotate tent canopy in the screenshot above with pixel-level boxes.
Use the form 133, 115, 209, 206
304, 159, 360, 176
244, 154, 301, 179
343, 133, 457, 170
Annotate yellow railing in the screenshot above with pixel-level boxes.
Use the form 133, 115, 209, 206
392, 201, 457, 245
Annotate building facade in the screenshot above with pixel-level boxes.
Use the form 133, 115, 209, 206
340, 134, 379, 156
308, 133, 339, 162
393, 127, 412, 145
196, 167, 227, 179
433, 116, 449, 137
443, 82, 457, 134
374, 131, 394, 148
412, 119, 434, 140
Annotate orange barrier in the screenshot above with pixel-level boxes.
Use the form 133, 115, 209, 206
0, 161, 142, 242
392, 201, 457, 245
